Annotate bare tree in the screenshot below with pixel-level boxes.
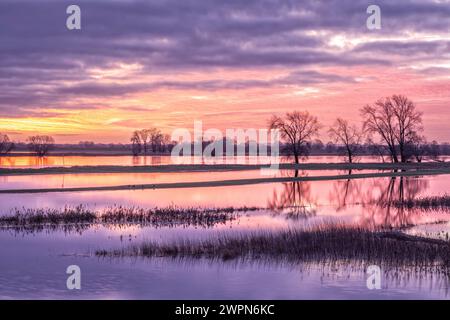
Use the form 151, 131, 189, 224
27, 135, 55, 156
267, 181, 316, 219
361, 95, 422, 163
328, 118, 362, 163
148, 128, 164, 152
269, 111, 321, 164
0, 133, 14, 155
405, 134, 426, 163
136, 129, 151, 155
428, 140, 441, 162
162, 134, 172, 152
130, 131, 142, 156
391, 95, 423, 162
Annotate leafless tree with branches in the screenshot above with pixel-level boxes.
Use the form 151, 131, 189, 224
328, 118, 362, 163
148, 128, 164, 152
136, 129, 151, 155
269, 111, 321, 164
27, 135, 55, 157
0, 133, 14, 155
130, 131, 142, 156
361, 95, 422, 163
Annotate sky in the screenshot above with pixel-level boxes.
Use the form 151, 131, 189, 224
0, 0, 449, 143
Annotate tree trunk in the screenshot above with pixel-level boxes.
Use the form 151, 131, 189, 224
347, 148, 352, 163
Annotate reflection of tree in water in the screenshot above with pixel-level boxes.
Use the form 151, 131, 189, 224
268, 172, 317, 219
329, 173, 362, 212
131, 155, 163, 166
329, 175, 428, 228
360, 177, 428, 228
30, 156, 53, 167
0, 157, 16, 167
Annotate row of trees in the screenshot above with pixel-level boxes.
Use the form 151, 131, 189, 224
26, 136, 55, 156
0, 134, 55, 156
131, 128, 171, 156
270, 95, 431, 163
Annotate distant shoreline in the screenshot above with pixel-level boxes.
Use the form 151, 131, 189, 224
0, 152, 376, 157
1, 151, 170, 157
5, 150, 449, 158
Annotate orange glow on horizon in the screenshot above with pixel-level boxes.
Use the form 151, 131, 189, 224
2, 65, 450, 143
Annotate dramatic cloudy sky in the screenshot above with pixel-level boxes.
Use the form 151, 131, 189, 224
0, 0, 449, 143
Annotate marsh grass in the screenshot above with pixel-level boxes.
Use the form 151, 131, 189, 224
0, 205, 260, 233
96, 226, 450, 269
394, 195, 450, 212
1, 205, 96, 226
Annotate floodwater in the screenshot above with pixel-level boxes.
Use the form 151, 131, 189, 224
1, 155, 450, 299
0, 155, 386, 168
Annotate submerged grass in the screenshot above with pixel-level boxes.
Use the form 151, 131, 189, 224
96, 226, 450, 269
394, 195, 450, 212
0, 205, 260, 233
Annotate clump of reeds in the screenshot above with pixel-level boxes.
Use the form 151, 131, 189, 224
0, 205, 260, 233
98, 205, 258, 228
96, 226, 450, 268
1, 205, 96, 226
394, 195, 450, 212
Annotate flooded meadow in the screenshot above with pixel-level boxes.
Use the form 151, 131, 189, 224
1, 156, 450, 299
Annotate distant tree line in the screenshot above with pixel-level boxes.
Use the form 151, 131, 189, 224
130, 128, 172, 156
26, 136, 55, 157
1, 134, 56, 157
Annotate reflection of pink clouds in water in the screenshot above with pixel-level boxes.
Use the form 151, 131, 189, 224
0, 156, 58, 168
0, 155, 171, 168
0, 169, 364, 190
356, 177, 428, 228
0, 155, 391, 168
1, 170, 450, 230
0, 170, 281, 190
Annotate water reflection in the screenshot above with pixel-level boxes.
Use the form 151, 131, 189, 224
329, 177, 362, 212
263, 171, 434, 228
0, 170, 446, 232
327, 176, 429, 228
267, 172, 429, 229
358, 177, 428, 228
0, 156, 55, 168
0, 173, 449, 299
0, 155, 386, 168
267, 179, 317, 220
131, 156, 163, 166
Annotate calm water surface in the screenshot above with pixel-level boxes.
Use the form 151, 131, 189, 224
1, 156, 450, 299
0, 155, 386, 168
